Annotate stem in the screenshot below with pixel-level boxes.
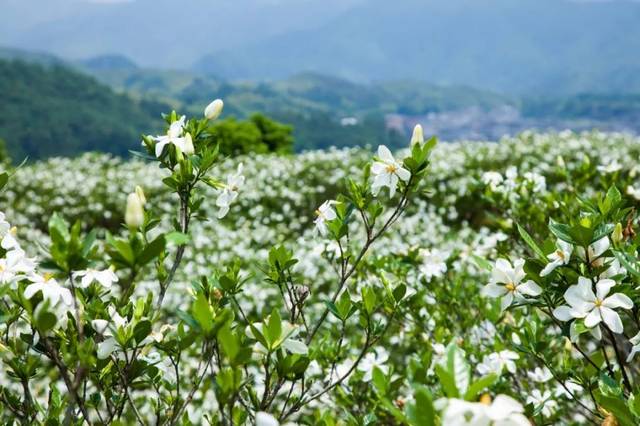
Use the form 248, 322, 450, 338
156, 190, 191, 311
604, 324, 633, 393
306, 180, 413, 344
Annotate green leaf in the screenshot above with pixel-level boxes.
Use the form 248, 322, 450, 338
445, 343, 470, 396
371, 366, 388, 396
137, 235, 166, 266
265, 310, 282, 348
434, 364, 458, 398
516, 223, 547, 262
407, 385, 435, 426
165, 232, 190, 246
464, 374, 498, 401
549, 219, 576, 245
192, 293, 213, 333
0, 172, 9, 191
133, 320, 152, 344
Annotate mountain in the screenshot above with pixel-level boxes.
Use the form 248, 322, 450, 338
194, 0, 640, 94
0, 59, 168, 160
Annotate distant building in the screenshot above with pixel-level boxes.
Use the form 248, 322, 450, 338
340, 117, 358, 126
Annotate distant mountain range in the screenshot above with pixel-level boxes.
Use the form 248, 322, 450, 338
2, 0, 639, 94
2, 47, 640, 162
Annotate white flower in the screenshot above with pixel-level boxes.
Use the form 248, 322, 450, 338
314, 200, 337, 236
410, 124, 424, 146
540, 240, 572, 276
477, 350, 519, 376
91, 307, 128, 359
481, 171, 503, 190
0, 249, 35, 285
527, 367, 553, 383
153, 115, 188, 157
627, 332, 640, 362
575, 237, 609, 268
526, 389, 558, 417
439, 395, 529, 426
125, 191, 145, 229
418, 248, 448, 281
216, 163, 244, 219
0, 213, 19, 250
486, 395, 530, 426
357, 348, 389, 382
255, 412, 279, 426
24, 274, 72, 307
553, 276, 633, 335
371, 145, 410, 198
482, 258, 542, 311
75, 268, 118, 289
597, 159, 622, 174
204, 99, 224, 120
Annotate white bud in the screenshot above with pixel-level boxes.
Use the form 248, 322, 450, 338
125, 192, 144, 229
183, 132, 195, 155
135, 186, 146, 205
204, 99, 224, 120
410, 124, 424, 146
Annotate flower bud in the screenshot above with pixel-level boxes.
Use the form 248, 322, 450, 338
135, 186, 146, 205
410, 124, 424, 146
204, 99, 224, 120
125, 192, 144, 229
612, 222, 623, 245
183, 133, 195, 155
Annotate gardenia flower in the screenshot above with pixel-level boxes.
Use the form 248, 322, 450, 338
24, 273, 73, 307
527, 367, 553, 383
540, 240, 572, 276
553, 276, 633, 335
75, 268, 118, 289
125, 191, 145, 229
204, 99, 224, 120
0, 212, 19, 250
153, 115, 188, 157
314, 200, 337, 236
439, 394, 529, 426
626, 332, 640, 362
477, 350, 519, 376
91, 307, 128, 359
575, 237, 609, 268
255, 412, 279, 426
216, 163, 244, 219
371, 145, 410, 198
357, 348, 389, 382
0, 249, 35, 285
526, 389, 558, 417
418, 248, 448, 281
482, 258, 542, 311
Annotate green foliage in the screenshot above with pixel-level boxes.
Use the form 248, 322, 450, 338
210, 113, 294, 156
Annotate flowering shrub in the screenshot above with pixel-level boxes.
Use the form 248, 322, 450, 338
2, 98, 640, 424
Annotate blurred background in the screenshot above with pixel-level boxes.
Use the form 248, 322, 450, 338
1, 0, 639, 162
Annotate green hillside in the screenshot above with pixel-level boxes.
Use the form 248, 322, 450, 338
0, 59, 169, 161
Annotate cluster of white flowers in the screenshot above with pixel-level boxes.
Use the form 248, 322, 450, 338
437, 394, 530, 426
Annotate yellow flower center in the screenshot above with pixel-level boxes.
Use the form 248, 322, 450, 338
505, 282, 516, 292
43, 272, 54, 281
9, 226, 16, 236
386, 164, 397, 174
594, 298, 603, 308
556, 249, 565, 260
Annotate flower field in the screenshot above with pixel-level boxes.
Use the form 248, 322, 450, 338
2, 114, 640, 425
